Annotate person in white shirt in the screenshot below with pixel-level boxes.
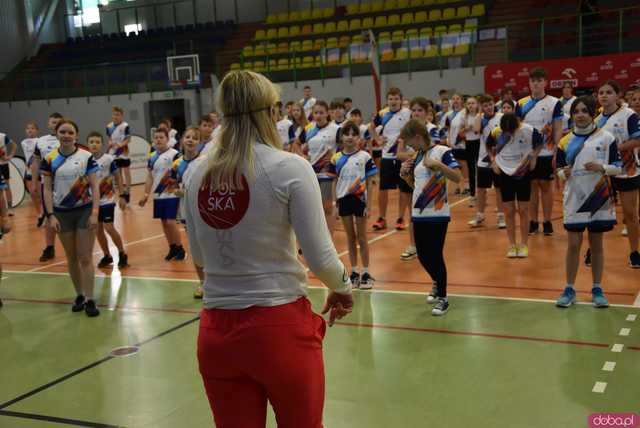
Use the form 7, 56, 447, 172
445, 94, 469, 195
32, 112, 62, 262
560, 82, 577, 119
0, 131, 16, 216
368, 87, 412, 231
555, 96, 622, 308
21, 122, 41, 220
300, 85, 317, 120
463, 96, 481, 202
183, 70, 352, 427
288, 102, 309, 156
275, 101, 294, 150
106, 106, 132, 204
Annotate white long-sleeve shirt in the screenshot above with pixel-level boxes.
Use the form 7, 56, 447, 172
183, 141, 351, 309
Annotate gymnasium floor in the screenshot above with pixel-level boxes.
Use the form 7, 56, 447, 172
1, 185, 639, 427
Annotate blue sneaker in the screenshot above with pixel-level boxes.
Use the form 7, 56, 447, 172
556, 287, 576, 308
592, 287, 609, 308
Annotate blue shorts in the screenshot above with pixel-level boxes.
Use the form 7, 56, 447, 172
153, 198, 180, 220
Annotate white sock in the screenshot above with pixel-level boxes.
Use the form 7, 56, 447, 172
362, 267, 369, 274
566, 284, 574, 289
352, 267, 359, 274
593, 283, 601, 289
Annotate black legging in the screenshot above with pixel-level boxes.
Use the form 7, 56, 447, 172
413, 221, 449, 298
465, 139, 480, 197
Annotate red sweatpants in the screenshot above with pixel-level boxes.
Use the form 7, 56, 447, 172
198, 297, 327, 428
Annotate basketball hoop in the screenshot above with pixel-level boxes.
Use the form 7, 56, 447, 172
167, 54, 201, 88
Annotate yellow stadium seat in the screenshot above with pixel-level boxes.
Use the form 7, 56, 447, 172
337, 20, 349, 32
434, 25, 447, 36
471, 4, 486, 16
352, 34, 364, 44
465, 19, 479, 30
230, 63, 241, 71
346, 4, 359, 15
315, 55, 323, 67
441, 44, 453, 56
457, 6, 470, 18
420, 27, 433, 37
428, 9, 441, 21
384, 0, 398, 10
266, 43, 277, 54
289, 11, 300, 21
423, 0, 434, 4
425, 45, 438, 57
415, 11, 427, 23
338, 35, 351, 47
300, 9, 311, 20
254, 44, 266, 56
410, 0, 423, 6
374, 16, 387, 27
313, 38, 325, 50
266, 15, 277, 25
410, 43, 423, 57
302, 56, 314, 68
266, 28, 277, 39
395, 47, 408, 60
313, 22, 324, 34
362, 17, 374, 28
398, 0, 410, 9
381, 49, 394, 62
290, 41, 302, 51
301, 24, 312, 35
388, 14, 401, 26
242, 61, 252, 70
289, 25, 300, 37
324, 22, 336, 33
359, 3, 371, 14
268, 59, 277, 70
277, 58, 289, 70
443, 7, 455, 20
255, 29, 266, 40
277, 42, 289, 54
379, 31, 391, 41
254, 60, 265, 72
323, 7, 334, 18
454, 43, 469, 55
349, 19, 361, 31
277, 27, 289, 38
392, 30, 404, 42
242, 46, 254, 57
301, 40, 313, 51
326, 37, 338, 49
401, 12, 414, 25
277, 12, 288, 23
371, 1, 384, 12
448, 24, 462, 33
291, 57, 302, 68
406, 28, 418, 38
340, 52, 349, 65
312, 8, 323, 19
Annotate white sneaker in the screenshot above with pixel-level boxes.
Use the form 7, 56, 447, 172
507, 245, 518, 258
622, 226, 628, 236
517, 245, 529, 258
426, 284, 438, 304
497, 213, 506, 229
468, 214, 485, 228
400, 246, 417, 260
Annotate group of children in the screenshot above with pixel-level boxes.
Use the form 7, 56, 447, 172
0, 67, 639, 316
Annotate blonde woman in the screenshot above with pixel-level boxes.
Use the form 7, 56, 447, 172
183, 71, 353, 427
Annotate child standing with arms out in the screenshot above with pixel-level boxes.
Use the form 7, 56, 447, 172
139, 129, 185, 261
106, 107, 132, 204
329, 122, 378, 289
87, 132, 129, 269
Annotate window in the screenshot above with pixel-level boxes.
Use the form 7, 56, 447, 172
73, 0, 109, 27
124, 23, 143, 35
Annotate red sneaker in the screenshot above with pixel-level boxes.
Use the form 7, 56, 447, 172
395, 218, 406, 231
372, 217, 387, 231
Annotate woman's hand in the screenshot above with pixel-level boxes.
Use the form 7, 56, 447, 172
584, 162, 604, 173
400, 158, 415, 176
560, 166, 572, 179
118, 196, 127, 210
139, 194, 149, 207
175, 189, 185, 198
88, 212, 98, 230
491, 161, 501, 175
48, 215, 61, 233
322, 290, 354, 327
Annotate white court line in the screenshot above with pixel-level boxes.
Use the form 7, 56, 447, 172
602, 362, 616, 372
619, 328, 631, 336
28, 233, 165, 273
611, 344, 624, 353
627, 314, 637, 322
592, 382, 607, 394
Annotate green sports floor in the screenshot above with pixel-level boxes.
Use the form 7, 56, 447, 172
0, 272, 639, 428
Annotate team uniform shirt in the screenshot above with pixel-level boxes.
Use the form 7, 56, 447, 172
487, 123, 543, 177
41, 147, 98, 210
300, 97, 317, 119
277, 118, 293, 148
328, 150, 377, 203
595, 106, 640, 179
172, 154, 201, 220
464, 113, 480, 141
106, 121, 131, 159
557, 128, 621, 228
445, 109, 467, 149
198, 136, 214, 155
561, 96, 576, 117
0, 133, 13, 166
478, 112, 503, 167
427, 122, 445, 145
168, 137, 179, 150
21, 137, 38, 170
147, 148, 180, 199
411, 145, 460, 222
373, 107, 412, 159
516, 95, 563, 157
437, 110, 449, 130
34, 134, 60, 161
300, 122, 341, 182
94, 154, 119, 207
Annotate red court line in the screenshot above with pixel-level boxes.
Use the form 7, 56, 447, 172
6, 297, 638, 351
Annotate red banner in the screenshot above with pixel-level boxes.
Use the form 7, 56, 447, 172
484, 52, 640, 95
